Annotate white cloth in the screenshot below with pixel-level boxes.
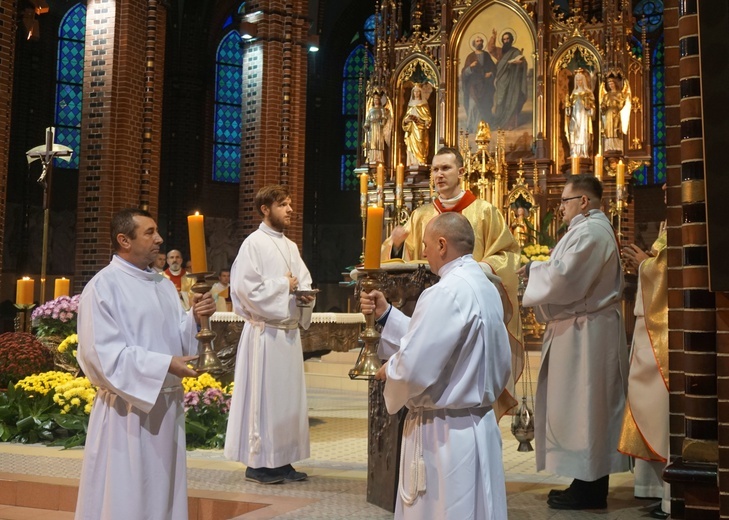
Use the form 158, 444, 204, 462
224, 222, 313, 468
379, 255, 511, 520
523, 209, 629, 481
75, 255, 199, 520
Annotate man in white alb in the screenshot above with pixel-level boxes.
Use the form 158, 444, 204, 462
361, 212, 511, 520
224, 184, 316, 484
75, 208, 216, 520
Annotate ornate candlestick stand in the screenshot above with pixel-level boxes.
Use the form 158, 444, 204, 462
187, 272, 224, 374
14, 304, 35, 333
349, 270, 383, 380
608, 185, 626, 241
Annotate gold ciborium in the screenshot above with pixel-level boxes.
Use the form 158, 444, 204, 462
187, 272, 224, 374
349, 271, 383, 380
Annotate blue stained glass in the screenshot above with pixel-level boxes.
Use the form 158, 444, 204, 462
340, 155, 359, 191
54, 3, 86, 170
652, 37, 666, 184
633, 0, 664, 34
213, 30, 244, 183
364, 15, 377, 46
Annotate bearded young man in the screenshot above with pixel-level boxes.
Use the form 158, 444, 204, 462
224, 184, 316, 484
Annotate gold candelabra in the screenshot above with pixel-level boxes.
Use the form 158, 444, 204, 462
187, 272, 224, 374
608, 185, 627, 241
349, 271, 383, 380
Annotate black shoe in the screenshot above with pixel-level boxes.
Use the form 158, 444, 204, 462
277, 464, 308, 482
547, 489, 607, 510
245, 467, 285, 485
548, 487, 570, 498
649, 506, 669, 519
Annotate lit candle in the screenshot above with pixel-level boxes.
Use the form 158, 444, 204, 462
187, 212, 208, 273
594, 154, 603, 181
360, 172, 369, 195
54, 277, 70, 299
571, 155, 580, 175
16, 277, 34, 305
376, 163, 384, 187
396, 163, 404, 187
617, 160, 625, 188
363, 206, 384, 270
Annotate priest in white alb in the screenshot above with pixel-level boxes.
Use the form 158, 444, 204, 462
362, 212, 511, 520
75, 208, 216, 520
224, 185, 316, 485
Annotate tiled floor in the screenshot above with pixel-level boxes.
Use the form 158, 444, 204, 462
0, 357, 661, 519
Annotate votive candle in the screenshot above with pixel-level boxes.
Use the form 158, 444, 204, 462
571, 155, 580, 175
187, 212, 208, 273
616, 159, 626, 188
54, 277, 70, 299
594, 154, 603, 181
363, 207, 384, 269
16, 277, 34, 305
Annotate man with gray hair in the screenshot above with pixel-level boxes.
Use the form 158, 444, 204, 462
361, 212, 511, 519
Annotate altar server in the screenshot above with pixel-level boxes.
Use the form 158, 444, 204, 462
75, 208, 216, 520
225, 184, 315, 484
520, 175, 629, 510
361, 212, 511, 520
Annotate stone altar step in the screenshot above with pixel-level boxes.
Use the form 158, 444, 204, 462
304, 349, 369, 393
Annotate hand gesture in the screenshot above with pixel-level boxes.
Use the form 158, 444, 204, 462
169, 355, 199, 378
391, 225, 410, 249
622, 244, 650, 272
287, 272, 299, 293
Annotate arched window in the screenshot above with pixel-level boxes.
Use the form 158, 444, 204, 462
213, 30, 244, 183
54, 3, 86, 169
632, 0, 665, 185
340, 43, 374, 190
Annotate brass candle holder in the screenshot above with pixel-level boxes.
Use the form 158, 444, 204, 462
14, 303, 35, 333
349, 270, 383, 380
187, 272, 224, 374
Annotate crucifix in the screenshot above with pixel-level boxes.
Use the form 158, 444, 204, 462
26, 127, 73, 303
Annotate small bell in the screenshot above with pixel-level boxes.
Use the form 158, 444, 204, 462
511, 396, 535, 452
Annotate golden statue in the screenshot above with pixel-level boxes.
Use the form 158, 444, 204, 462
600, 72, 632, 153
565, 69, 595, 159
363, 90, 393, 165
402, 82, 433, 167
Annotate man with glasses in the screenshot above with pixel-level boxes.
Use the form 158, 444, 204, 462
518, 174, 629, 510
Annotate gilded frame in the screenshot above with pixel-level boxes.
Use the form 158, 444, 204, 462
447, 0, 536, 155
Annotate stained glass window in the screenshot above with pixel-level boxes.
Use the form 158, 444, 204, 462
633, 0, 664, 34
341, 44, 373, 190
364, 15, 377, 46
652, 37, 666, 185
213, 30, 243, 183
54, 4, 86, 169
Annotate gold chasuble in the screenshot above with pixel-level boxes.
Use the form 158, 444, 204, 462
382, 192, 523, 419
618, 229, 668, 461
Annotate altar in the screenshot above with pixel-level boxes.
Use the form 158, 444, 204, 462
208, 312, 365, 383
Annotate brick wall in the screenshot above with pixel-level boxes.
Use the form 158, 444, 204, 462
75, 0, 166, 290
0, 0, 17, 295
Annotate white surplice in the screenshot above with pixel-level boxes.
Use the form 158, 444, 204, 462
224, 222, 312, 468
523, 209, 629, 481
379, 255, 511, 520
75, 255, 199, 520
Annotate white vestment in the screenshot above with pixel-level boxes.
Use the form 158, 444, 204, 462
379, 255, 511, 520
224, 223, 312, 468
75, 255, 199, 520
523, 209, 629, 481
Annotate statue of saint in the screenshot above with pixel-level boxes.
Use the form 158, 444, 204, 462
565, 69, 595, 158
600, 74, 632, 153
402, 82, 433, 167
510, 205, 530, 247
362, 91, 392, 165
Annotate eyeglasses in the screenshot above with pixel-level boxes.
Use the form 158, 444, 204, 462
560, 195, 588, 204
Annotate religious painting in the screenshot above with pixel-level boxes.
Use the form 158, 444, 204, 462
455, 2, 535, 157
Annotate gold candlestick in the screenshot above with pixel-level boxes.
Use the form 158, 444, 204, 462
349, 271, 383, 380
187, 272, 224, 374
